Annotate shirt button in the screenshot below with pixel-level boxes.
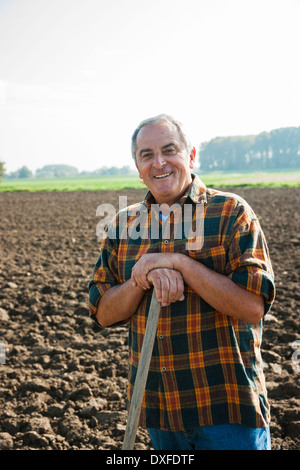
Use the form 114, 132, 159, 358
164, 240, 169, 245
159, 334, 164, 340
161, 367, 167, 372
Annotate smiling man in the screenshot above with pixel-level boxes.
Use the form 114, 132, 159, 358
133, 118, 196, 207
89, 114, 276, 450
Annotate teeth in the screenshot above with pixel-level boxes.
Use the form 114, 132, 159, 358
154, 173, 171, 179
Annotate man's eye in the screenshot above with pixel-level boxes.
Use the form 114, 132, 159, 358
164, 148, 176, 154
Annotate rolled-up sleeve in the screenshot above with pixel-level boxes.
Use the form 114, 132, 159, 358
88, 234, 120, 322
225, 210, 275, 315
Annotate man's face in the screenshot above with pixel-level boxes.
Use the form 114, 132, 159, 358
135, 121, 196, 206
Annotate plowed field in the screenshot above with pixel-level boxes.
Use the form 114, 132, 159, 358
0, 187, 299, 450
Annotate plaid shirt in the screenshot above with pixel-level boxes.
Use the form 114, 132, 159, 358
89, 175, 275, 431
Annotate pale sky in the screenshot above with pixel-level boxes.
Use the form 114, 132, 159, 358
0, 0, 300, 173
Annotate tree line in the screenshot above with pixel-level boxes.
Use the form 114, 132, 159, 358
1, 126, 300, 181
199, 126, 300, 171
1, 164, 137, 179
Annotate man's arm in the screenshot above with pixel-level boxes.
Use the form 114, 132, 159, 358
176, 254, 264, 324
131, 253, 265, 325
95, 280, 145, 327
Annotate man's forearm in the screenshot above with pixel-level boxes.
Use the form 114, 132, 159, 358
95, 280, 145, 327
174, 253, 264, 324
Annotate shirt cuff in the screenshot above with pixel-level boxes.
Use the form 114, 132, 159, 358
228, 269, 275, 315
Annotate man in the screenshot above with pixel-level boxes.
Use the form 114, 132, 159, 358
89, 114, 275, 450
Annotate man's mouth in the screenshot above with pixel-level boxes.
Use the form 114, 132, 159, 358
154, 172, 172, 179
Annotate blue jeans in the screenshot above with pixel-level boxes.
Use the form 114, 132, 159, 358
148, 424, 271, 450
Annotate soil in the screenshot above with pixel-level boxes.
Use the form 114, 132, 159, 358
0, 187, 299, 450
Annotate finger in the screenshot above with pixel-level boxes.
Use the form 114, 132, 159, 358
164, 271, 184, 303
159, 276, 170, 307
162, 269, 181, 303
132, 267, 150, 290
139, 277, 151, 290
138, 271, 151, 289
166, 275, 178, 305
132, 275, 148, 290
132, 265, 151, 290
175, 273, 185, 302
152, 275, 162, 303
143, 273, 152, 290
153, 269, 171, 306
152, 271, 171, 306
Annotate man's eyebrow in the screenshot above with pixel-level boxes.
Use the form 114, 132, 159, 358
162, 143, 177, 150
138, 148, 153, 156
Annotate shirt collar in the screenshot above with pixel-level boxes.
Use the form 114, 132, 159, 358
142, 173, 207, 209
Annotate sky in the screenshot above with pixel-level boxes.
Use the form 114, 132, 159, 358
0, 0, 300, 174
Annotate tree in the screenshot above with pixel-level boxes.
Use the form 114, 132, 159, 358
199, 126, 300, 171
91, 165, 136, 176
18, 166, 33, 178
36, 165, 78, 178
0, 161, 4, 182
5, 166, 33, 178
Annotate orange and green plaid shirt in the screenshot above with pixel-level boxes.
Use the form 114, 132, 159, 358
89, 175, 275, 431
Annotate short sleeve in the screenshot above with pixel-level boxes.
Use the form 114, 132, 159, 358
225, 209, 275, 315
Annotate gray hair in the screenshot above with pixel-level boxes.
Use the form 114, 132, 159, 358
131, 114, 192, 163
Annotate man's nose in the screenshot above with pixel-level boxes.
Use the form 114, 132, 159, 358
153, 152, 166, 169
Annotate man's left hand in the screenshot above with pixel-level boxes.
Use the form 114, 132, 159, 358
147, 268, 185, 306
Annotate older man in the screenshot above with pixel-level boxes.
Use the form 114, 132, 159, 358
89, 114, 275, 450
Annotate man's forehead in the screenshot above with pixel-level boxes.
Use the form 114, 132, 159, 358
136, 121, 181, 148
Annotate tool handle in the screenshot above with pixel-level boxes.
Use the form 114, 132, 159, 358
122, 290, 161, 450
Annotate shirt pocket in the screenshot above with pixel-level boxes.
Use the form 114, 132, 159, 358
188, 245, 226, 274
118, 242, 160, 283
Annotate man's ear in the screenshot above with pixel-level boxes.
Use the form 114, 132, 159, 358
189, 147, 196, 169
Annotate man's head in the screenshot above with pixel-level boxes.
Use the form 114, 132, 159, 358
132, 114, 196, 206
131, 114, 192, 163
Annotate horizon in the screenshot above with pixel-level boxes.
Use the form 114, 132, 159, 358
4, 122, 300, 175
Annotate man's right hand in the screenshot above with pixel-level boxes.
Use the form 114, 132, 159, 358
146, 268, 185, 307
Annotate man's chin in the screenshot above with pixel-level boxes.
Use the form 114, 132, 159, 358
151, 189, 177, 206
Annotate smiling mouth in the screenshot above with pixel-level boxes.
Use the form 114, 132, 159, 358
154, 172, 172, 179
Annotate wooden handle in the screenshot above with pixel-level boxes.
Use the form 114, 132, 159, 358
122, 290, 161, 450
